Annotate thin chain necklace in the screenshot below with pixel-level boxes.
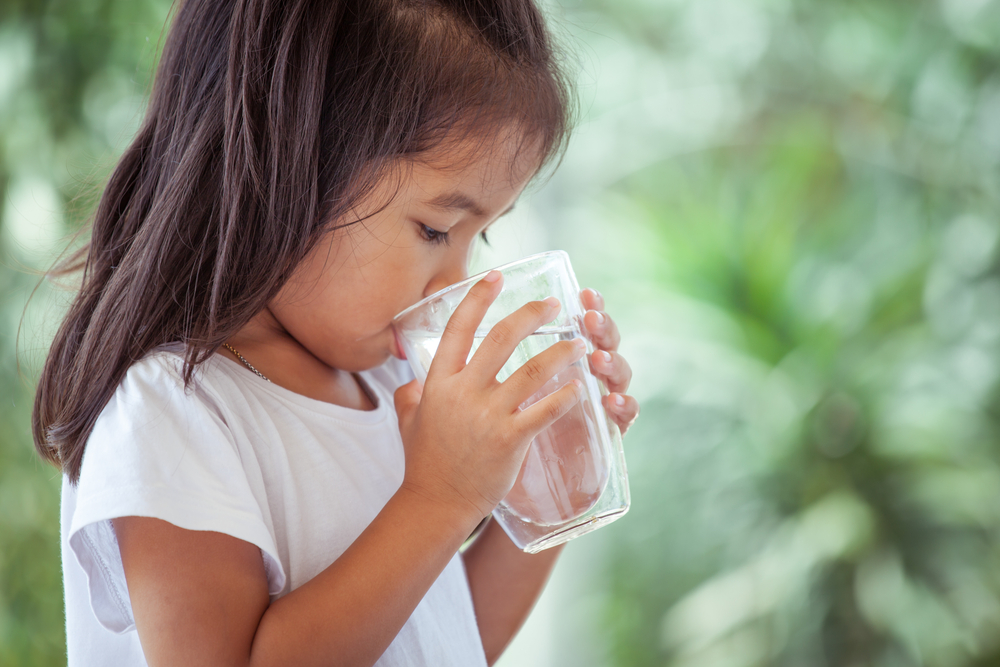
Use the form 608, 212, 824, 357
223, 343, 271, 383
222, 342, 379, 409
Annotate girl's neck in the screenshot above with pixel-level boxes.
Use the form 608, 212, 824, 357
221, 308, 377, 411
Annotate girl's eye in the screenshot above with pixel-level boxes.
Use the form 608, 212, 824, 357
419, 223, 449, 245
416, 222, 491, 247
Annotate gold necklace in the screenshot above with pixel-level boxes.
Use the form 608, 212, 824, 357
223, 343, 271, 383
222, 343, 379, 409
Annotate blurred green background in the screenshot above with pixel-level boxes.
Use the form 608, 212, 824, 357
2, 0, 1000, 665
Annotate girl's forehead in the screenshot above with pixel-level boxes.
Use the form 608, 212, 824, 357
403, 153, 533, 216
407, 133, 542, 197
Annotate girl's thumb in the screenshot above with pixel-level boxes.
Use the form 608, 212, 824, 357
393, 379, 423, 421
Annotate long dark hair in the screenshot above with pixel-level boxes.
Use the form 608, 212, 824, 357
33, 0, 573, 482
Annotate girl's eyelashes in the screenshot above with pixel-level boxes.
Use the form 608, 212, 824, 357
417, 222, 491, 247
418, 223, 449, 245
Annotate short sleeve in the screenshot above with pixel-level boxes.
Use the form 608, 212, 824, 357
67, 352, 286, 634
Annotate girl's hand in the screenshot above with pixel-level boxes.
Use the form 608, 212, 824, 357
394, 271, 587, 523
580, 288, 640, 435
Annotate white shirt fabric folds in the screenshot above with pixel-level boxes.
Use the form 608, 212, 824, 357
61, 343, 486, 667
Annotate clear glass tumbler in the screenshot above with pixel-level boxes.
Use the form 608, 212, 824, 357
392, 251, 630, 553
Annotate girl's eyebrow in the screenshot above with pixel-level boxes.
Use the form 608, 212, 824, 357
426, 192, 516, 218
427, 192, 485, 217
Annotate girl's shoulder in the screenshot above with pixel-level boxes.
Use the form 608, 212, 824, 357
112, 342, 234, 421
82, 342, 241, 473
115, 341, 212, 388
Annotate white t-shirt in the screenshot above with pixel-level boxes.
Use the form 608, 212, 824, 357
61, 343, 487, 667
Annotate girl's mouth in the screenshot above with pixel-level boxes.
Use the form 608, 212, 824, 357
391, 327, 407, 361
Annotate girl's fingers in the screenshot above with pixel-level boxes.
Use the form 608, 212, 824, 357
429, 271, 504, 377
581, 287, 604, 312
588, 349, 632, 395
514, 378, 585, 438
466, 297, 561, 382
583, 309, 621, 352
582, 308, 621, 353
603, 393, 640, 435
496, 337, 586, 413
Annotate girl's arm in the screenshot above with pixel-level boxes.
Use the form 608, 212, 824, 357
462, 520, 564, 664
114, 485, 481, 667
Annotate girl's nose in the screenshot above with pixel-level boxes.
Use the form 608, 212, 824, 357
424, 262, 469, 298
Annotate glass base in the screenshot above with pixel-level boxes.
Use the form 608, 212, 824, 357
498, 505, 629, 554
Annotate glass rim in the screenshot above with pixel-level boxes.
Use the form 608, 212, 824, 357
391, 249, 571, 324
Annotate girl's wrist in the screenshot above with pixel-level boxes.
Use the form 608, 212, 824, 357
394, 480, 489, 540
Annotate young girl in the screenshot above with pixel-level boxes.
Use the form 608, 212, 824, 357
33, 1, 639, 665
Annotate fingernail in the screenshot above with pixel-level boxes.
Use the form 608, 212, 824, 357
594, 311, 606, 324
600, 350, 612, 363
544, 296, 560, 310
572, 379, 584, 395
614, 394, 625, 407
483, 270, 501, 283
572, 338, 587, 351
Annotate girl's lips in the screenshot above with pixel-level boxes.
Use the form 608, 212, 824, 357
391, 327, 407, 361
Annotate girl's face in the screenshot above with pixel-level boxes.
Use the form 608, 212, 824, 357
267, 138, 536, 373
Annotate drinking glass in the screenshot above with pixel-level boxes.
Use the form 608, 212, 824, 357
392, 251, 630, 553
